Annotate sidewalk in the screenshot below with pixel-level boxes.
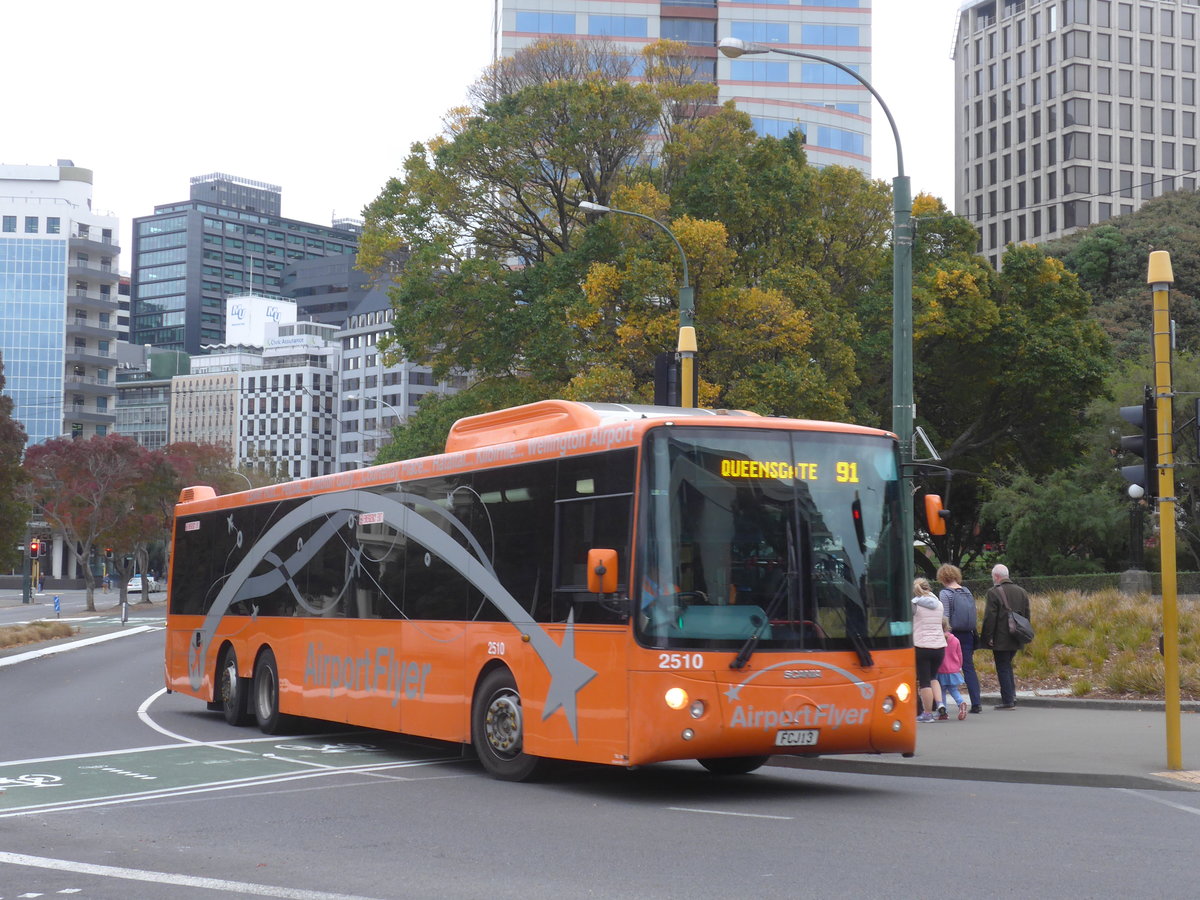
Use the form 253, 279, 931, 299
771, 694, 1200, 791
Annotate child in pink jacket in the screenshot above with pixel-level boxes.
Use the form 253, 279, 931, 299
938, 618, 969, 720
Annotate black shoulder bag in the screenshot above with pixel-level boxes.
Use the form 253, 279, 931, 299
998, 585, 1035, 646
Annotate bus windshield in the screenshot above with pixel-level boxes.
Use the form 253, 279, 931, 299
636, 427, 907, 654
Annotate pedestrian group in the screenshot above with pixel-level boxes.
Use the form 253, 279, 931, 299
912, 562, 1033, 722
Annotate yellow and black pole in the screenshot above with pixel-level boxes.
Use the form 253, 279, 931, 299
1148, 249, 1182, 770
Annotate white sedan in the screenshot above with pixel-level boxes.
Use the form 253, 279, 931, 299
127, 575, 163, 592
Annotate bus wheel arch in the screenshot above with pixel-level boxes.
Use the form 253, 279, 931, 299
217, 642, 251, 726
470, 664, 547, 782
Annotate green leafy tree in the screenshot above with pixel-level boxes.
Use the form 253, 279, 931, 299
981, 467, 1128, 574
361, 38, 900, 453
1049, 192, 1200, 359
870, 220, 1113, 567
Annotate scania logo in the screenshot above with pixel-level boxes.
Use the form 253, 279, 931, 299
783, 669, 821, 679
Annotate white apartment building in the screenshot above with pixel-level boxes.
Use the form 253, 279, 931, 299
1, 161, 121, 445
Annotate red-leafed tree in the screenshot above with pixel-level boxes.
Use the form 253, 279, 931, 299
0, 366, 30, 573
22, 434, 151, 612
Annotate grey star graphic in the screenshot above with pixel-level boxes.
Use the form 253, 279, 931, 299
534, 612, 598, 739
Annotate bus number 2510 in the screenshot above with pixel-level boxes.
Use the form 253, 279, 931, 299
658, 653, 704, 670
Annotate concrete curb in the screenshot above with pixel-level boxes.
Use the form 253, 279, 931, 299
980, 693, 1200, 713
765, 755, 1200, 791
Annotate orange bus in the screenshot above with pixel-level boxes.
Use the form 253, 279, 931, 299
164, 400, 918, 780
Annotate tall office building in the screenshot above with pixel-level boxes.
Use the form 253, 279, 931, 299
130, 174, 360, 354
337, 291, 466, 470
954, 0, 1200, 268
0, 162, 121, 447
171, 345, 264, 458
498, 1, 873, 174
239, 322, 341, 479
114, 346, 189, 451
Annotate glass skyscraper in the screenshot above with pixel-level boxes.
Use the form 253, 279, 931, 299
497, 0, 873, 175
131, 174, 360, 355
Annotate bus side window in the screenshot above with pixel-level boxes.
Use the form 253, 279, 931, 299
469, 461, 557, 622
401, 477, 469, 621
553, 493, 631, 624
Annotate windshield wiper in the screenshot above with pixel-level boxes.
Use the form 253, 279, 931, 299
730, 612, 768, 670
730, 567, 791, 670
849, 624, 874, 668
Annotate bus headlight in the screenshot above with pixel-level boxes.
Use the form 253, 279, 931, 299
665, 687, 688, 710
896, 682, 912, 703
881, 696, 895, 713
689, 700, 706, 719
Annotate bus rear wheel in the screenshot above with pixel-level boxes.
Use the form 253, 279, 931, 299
219, 646, 251, 726
698, 755, 770, 775
253, 648, 290, 735
472, 668, 546, 782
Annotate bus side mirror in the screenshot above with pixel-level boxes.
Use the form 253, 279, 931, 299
587, 549, 618, 594
924, 494, 948, 536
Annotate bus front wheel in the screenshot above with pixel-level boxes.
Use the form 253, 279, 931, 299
219, 646, 251, 726
698, 755, 770, 775
253, 648, 289, 735
472, 669, 546, 782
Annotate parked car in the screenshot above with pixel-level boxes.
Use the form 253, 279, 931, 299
127, 574, 163, 592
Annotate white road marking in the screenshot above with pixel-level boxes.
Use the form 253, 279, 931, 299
136, 688, 256, 750
668, 806, 792, 820
0, 758, 459, 819
0, 626, 157, 668
1118, 788, 1200, 816
0, 850, 381, 899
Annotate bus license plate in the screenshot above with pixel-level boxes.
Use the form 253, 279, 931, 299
775, 729, 818, 747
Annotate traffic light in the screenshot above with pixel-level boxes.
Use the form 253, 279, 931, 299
28, 540, 40, 557
1120, 386, 1158, 499
105, 548, 113, 559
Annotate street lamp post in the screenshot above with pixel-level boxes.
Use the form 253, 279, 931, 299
344, 392, 404, 470
718, 37, 915, 587
578, 200, 697, 409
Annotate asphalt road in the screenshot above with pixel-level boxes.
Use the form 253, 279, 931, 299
2, 625, 1200, 899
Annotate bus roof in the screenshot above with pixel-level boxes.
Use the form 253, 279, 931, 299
176, 400, 896, 510
444, 400, 761, 453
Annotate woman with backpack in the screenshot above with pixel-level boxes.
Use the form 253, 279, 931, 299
937, 564, 982, 715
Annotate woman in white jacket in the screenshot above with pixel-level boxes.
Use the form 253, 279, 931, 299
912, 578, 948, 722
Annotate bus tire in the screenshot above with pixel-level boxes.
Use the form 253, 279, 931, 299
252, 648, 289, 735
471, 668, 546, 782
698, 755, 770, 775
219, 646, 251, 726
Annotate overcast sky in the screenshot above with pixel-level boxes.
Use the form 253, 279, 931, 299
4, 0, 962, 260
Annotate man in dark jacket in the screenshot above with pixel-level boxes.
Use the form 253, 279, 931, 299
981, 564, 1031, 710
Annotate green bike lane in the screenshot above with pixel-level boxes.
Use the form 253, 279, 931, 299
0, 735, 463, 818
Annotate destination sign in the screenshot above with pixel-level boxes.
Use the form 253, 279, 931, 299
719, 459, 860, 483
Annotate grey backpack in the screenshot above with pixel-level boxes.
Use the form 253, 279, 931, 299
942, 586, 977, 632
